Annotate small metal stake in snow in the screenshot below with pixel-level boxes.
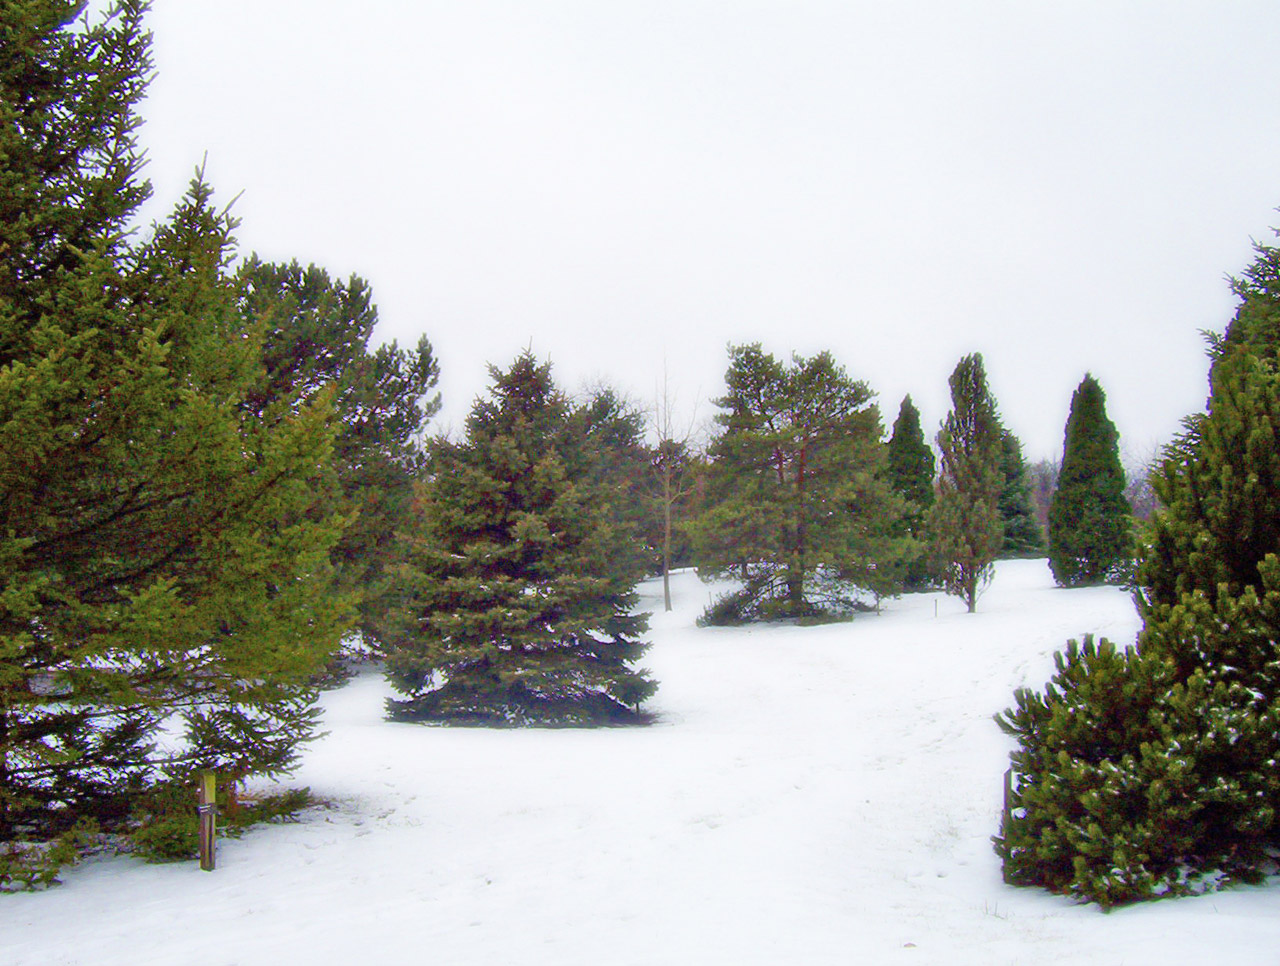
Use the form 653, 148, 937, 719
198, 771, 217, 871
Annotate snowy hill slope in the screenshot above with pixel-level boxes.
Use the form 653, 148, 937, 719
5, 560, 1279, 964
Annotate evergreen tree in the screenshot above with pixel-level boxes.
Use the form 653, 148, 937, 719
884, 395, 935, 589
1027, 458, 1058, 532
928, 354, 1003, 612
0, 2, 352, 846
238, 259, 440, 650
692, 344, 909, 621
385, 353, 656, 725
649, 368, 701, 611
567, 384, 652, 583
1047, 374, 1132, 586
996, 231, 1280, 905
997, 428, 1044, 558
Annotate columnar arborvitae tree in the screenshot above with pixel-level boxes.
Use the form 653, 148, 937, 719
928, 354, 1004, 612
885, 395, 935, 590
996, 231, 1280, 906
238, 259, 440, 650
692, 344, 909, 621
1047, 374, 1132, 586
385, 353, 656, 725
997, 428, 1044, 558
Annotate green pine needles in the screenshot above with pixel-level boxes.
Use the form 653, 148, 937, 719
0, 2, 355, 851
1047, 374, 1132, 586
929, 354, 1004, 613
239, 258, 441, 652
885, 396, 936, 590
997, 429, 1045, 559
996, 232, 1280, 906
692, 344, 911, 622
385, 354, 657, 726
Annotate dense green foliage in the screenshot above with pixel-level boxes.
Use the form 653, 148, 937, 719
928, 354, 1003, 612
884, 396, 935, 589
568, 385, 653, 582
997, 429, 1044, 558
239, 259, 440, 650
0, 1, 352, 871
693, 344, 909, 622
385, 354, 656, 725
996, 234, 1280, 905
1047, 375, 1132, 586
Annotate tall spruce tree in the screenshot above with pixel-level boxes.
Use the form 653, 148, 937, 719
0, 1, 352, 845
238, 259, 440, 650
385, 353, 656, 725
885, 395, 935, 590
996, 231, 1280, 905
928, 353, 1003, 612
692, 344, 909, 621
1047, 374, 1132, 586
997, 428, 1044, 558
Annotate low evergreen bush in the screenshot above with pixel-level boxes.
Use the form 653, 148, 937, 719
0, 820, 99, 892
994, 633, 1280, 906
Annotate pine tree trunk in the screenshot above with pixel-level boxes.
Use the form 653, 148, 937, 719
662, 469, 673, 612
790, 447, 808, 609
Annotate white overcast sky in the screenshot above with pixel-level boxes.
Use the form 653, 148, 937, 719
122, 0, 1280, 461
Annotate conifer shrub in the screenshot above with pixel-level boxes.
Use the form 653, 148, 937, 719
697, 567, 869, 626
0, 820, 99, 892
128, 782, 319, 863
698, 584, 764, 626
129, 788, 201, 863
996, 233, 1280, 906
993, 632, 1277, 906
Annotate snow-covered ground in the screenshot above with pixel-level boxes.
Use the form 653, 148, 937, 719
5, 561, 1279, 964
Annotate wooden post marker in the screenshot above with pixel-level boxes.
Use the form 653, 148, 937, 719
198, 771, 217, 871
1000, 768, 1014, 884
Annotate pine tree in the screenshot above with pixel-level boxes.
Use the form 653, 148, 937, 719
885, 395, 935, 589
692, 344, 909, 621
996, 231, 1280, 905
238, 259, 440, 650
928, 354, 1003, 612
385, 353, 656, 725
0, 2, 352, 846
567, 384, 652, 583
1047, 374, 1132, 586
1027, 458, 1058, 532
997, 428, 1044, 558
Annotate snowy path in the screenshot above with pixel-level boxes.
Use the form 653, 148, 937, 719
5, 561, 1280, 964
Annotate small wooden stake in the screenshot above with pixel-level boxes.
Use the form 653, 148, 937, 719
1000, 768, 1014, 884
198, 771, 217, 872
